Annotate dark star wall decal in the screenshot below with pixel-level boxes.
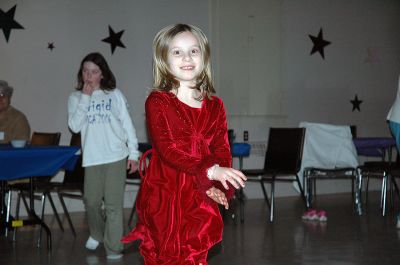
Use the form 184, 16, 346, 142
102, 25, 126, 54
47, 42, 55, 51
350, 94, 363, 112
0, 5, 24, 42
308, 28, 331, 59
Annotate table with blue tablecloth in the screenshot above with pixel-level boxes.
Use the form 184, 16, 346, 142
353, 137, 396, 160
0, 145, 80, 249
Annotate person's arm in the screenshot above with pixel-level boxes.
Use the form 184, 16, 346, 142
116, 90, 139, 173
208, 98, 232, 168
207, 99, 236, 199
67, 92, 90, 133
116, 90, 139, 162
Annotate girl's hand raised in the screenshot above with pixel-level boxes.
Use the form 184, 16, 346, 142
206, 186, 229, 209
82, 82, 95, 95
208, 165, 247, 190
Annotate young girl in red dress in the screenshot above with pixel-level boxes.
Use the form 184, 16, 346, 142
122, 24, 247, 265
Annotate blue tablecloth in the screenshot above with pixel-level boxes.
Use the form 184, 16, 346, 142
0, 145, 80, 180
353, 137, 396, 157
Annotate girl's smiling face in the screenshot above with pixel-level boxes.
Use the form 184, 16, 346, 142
167, 31, 204, 86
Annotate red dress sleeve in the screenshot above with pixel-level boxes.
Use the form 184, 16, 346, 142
207, 98, 235, 200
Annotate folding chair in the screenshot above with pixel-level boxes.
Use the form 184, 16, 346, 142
242, 127, 307, 222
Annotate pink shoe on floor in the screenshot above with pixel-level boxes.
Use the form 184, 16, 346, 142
301, 209, 318, 221
317, 210, 328, 222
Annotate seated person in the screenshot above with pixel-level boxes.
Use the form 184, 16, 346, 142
0, 80, 30, 144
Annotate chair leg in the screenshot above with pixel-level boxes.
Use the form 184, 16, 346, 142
20, 193, 29, 215
46, 192, 64, 231
259, 180, 270, 208
12, 191, 23, 242
366, 176, 370, 203
312, 179, 317, 204
303, 170, 312, 209
389, 177, 395, 211
306, 175, 313, 209
269, 181, 275, 222
382, 172, 388, 216
391, 176, 400, 204
295, 177, 307, 207
58, 193, 76, 236
355, 168, 363, 215
128, 198, 137, 229
260, 181, 270, 209
37, 194, 46, 247
5, 190, 12, 237
239, 188, 245, 223
390, 175, 400, 211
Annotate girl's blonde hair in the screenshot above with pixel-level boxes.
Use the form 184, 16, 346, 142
152, 24, 215, 99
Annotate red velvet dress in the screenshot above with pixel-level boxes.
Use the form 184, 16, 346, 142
122, 91, 234, 264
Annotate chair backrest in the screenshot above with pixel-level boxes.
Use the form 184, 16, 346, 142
30, 131, 61, 146
264, 127, 306, 173
63, 133, 84, 188
350, 125, 357, 138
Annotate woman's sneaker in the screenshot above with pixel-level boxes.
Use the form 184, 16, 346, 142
85, 236, 99, 250
107, 253, 123, 260
301, 209, 318, 221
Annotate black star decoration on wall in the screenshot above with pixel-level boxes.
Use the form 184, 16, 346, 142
308, 28, 331, 59
47, 42, 55, 51
102, 25, 126, 54
0, 5, 24, 42
350, 94, 363, 112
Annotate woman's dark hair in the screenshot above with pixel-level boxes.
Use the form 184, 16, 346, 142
76, 52, 116, 91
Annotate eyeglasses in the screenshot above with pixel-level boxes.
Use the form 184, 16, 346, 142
0, 93, 8, 98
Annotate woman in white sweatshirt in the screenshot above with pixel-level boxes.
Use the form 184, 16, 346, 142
68, 52, 139, 260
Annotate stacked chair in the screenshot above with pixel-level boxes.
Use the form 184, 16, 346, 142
299, 122, 361, 214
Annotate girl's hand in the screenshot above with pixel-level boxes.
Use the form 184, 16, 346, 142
127, 160, 139, 174
212, 166, 247, 190
82, 82, 95, 95
206, 186, 229, 209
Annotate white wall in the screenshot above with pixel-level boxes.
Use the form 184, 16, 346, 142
1, 0, 400, 214
282, 0, 400, 135
220, 0, 400, 198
